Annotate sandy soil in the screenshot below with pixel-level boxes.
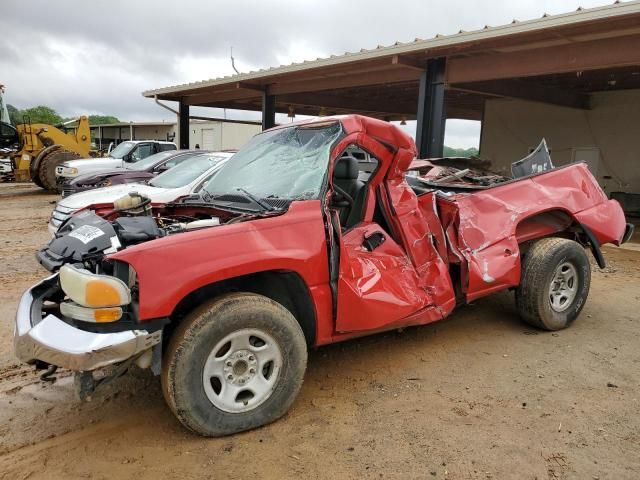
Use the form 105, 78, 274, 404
0, 183, 638, 480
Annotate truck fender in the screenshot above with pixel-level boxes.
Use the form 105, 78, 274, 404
576, 223, 606, 269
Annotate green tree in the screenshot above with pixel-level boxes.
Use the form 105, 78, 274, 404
16, 105, 63, 125
7, 104, 20, 125
9, 104, 123, 127
88, 115, 120, 125
443, 146, 479, 158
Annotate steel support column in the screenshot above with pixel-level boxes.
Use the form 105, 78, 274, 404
416, 57, 447, 158
178, 102, 190, 149
262, 92, 276, 130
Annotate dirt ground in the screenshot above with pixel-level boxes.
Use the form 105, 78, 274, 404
0, 183, 638, 480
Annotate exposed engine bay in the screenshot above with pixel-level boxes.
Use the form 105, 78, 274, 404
37, 192, 259, 273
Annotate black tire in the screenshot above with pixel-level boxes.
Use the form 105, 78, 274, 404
37, 149, 80, 192
31, 170, 45, 188
516, 237, 591, 330
162, 292, 308, 437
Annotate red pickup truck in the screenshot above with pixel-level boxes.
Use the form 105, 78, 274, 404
16, 115, 632, 436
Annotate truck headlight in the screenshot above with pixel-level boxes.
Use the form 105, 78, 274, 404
59, 265, 131, 308
58, 166, 78, 177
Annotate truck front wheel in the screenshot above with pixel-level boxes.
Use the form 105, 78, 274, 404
516, 237, 591, 331
161, 293, 308, 436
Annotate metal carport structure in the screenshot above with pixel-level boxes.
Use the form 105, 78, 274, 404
143, 1, 640, 161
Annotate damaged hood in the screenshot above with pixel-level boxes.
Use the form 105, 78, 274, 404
57, 183, 174, 210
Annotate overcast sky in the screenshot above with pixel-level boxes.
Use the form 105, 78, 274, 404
1, 0, 617, 147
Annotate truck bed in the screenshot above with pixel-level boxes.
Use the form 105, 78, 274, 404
411, 162, 626, 302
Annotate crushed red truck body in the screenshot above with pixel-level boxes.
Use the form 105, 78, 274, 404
109, 115, 627, 342
16, 114, 632, 436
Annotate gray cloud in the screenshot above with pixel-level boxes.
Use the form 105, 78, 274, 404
0, 0, 613, 145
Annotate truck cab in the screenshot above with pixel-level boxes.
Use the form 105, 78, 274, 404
55, 140, 176, 183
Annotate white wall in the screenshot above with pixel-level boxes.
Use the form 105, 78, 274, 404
93, 125, 173, 146
480, 90, 640, 195
189, 121, 260, 151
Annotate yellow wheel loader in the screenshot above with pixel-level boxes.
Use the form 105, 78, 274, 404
2, 118, 92, 191
0, 86, 94, 191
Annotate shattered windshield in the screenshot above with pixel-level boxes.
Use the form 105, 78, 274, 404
203, 122, 342, 200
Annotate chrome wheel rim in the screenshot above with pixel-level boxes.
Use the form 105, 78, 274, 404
203, 328, 283, 413
549, 262, 578, 312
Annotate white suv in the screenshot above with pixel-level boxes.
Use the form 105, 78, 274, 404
55, 140, 176, 184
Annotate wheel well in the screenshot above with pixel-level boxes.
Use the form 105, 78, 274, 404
515, 209, 604, 267
515, 210, 574, 245
167, 270, 317, 347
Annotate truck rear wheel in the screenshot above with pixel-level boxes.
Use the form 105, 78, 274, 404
162, 292, 307, 436
516, 237, 591, 330
37, 149, 80, 192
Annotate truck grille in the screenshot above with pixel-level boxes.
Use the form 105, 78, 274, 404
61, 185, 75, 198
49, 204, 76, 230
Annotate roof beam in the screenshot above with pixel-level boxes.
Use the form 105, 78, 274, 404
268, 68, 421, 95
183, 88, 261, 105
450, 79, 591, 109
196, 95, 483, 121
390, 55, 427, 71
446, 34, 640, 83
236, 81, 264, 92
278, 92, 417, 116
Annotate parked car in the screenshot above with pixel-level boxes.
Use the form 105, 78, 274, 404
17, 115, 633, 437
61, 149, 206, 197
48, 151, 233, 235
55, 140, 177, 186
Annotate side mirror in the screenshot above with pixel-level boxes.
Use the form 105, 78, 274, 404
123, 153, 132, 162
155, 164, 170, 173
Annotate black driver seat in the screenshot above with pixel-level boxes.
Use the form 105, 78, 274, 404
333, 155, 366, 228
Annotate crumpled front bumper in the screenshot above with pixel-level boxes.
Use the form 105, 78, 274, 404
14, 275, 162, 372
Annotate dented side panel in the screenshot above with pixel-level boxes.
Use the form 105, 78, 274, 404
336, 222, 433, 332
450, 163, 626, 302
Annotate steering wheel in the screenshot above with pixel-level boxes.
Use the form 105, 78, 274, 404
332, 184, 354, 206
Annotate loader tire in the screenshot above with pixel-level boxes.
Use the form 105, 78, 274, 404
162, 293, 307, 437
37, 149, 80, 192
31, 171, 44, 188
516, 237, 591, 331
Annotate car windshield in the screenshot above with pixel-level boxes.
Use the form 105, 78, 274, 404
149, 154, 227, 189
203, 122, 343, 200
126, 150, 178, 171
108, 141, 136, 158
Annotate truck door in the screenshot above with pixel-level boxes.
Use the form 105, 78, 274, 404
330, 145, 434, 333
